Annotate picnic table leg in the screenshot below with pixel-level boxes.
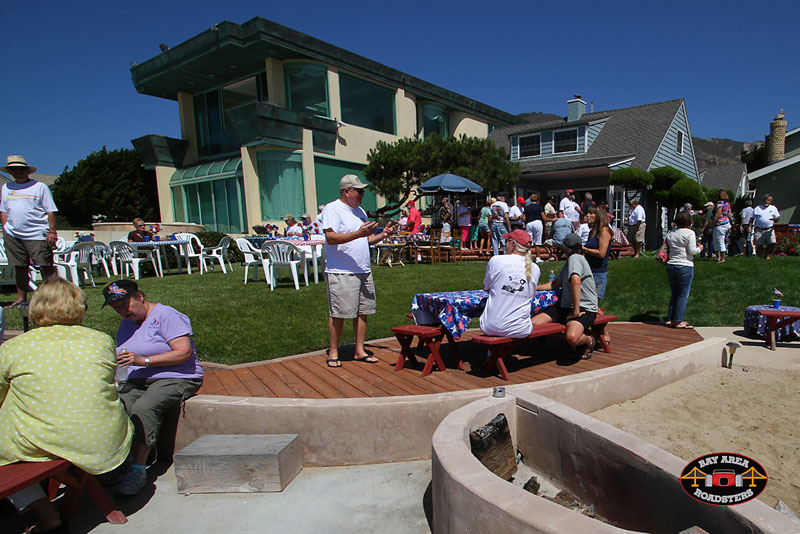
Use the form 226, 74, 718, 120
768, 317, 778, 351
421, 335, 446, 377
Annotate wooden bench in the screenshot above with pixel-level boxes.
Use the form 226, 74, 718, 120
0, 459, 127, 524
392, 324, 459, 376
472, 313, 618, 381
402, 313, 464, 371
755, 309, 800, 350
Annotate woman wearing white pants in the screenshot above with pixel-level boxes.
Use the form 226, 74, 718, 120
523, 193, 547, 263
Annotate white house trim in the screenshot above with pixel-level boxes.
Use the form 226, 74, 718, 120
748, 153, 800, 180
608, 156, 636, 168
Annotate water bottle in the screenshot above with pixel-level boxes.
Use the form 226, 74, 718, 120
548, 269, 555, 283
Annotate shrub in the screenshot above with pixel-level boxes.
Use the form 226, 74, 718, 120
670, 177, 706, 208
609, 167, 655, 189
775, 235, 799, 256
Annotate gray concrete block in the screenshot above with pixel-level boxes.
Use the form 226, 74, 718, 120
174, 434, 302, 493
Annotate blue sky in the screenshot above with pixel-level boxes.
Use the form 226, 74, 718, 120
2, 0, 797, 175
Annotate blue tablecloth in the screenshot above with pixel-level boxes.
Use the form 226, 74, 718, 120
411, 289, 559, 338
744, 305, 800, 341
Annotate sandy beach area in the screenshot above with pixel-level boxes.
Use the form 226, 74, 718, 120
592, 329, 800, 513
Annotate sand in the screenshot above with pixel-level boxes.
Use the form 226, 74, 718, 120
592, 365, 800, 513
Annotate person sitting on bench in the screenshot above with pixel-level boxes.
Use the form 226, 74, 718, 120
1, 279, 133, 532
479, 229, 540, 338
533, 233, 599, 359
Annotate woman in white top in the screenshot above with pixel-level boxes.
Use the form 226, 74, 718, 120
480, 229, 540, 338
665, 210, 703, 329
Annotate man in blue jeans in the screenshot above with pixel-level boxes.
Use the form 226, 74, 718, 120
490, 194, 510, 255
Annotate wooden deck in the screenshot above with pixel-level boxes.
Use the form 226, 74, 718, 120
199, 323, 702, 399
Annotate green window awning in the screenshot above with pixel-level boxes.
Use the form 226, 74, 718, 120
170, 158, 242, 186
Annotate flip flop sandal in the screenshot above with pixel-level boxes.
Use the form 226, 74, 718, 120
326, 359, 342, 368
354, 356, 379, 364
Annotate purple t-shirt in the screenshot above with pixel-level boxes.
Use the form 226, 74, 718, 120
116, 303, 204, 380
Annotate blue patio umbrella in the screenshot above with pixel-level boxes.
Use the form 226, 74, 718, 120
418, 173, 483, 194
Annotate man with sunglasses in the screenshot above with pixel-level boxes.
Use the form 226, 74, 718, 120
320, 175, 398, 368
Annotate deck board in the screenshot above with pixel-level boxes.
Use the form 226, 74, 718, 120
198, 324, 704, 399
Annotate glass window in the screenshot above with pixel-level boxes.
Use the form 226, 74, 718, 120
174, 177, 246, 232
257, 151, 306, 220
285, 63, 329, 117
422, 103, 449, 138
519, 134, 541, 157
676, 130, 684, 154
554, 129, 578, 154
339, 73, 395, 134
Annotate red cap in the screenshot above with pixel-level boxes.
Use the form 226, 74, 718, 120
517, 196, 525, 204
566, 189, 574, 194
502, 229, 532, 247
407, 200, 415, 206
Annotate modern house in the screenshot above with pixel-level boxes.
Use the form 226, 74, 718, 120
748, 111, 799, 223
490, 97, 700, 245
129, 17, 520, 233
698, 164, 750, 199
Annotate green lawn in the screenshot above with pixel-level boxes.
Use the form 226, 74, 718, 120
3, 255, 797, 365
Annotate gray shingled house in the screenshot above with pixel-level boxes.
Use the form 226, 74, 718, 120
698, 164, 750, 199
491, 98, 700, 247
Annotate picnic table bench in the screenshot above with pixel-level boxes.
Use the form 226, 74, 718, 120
0, 459, 127, 524
755, 308, 800, 350
472, 313, 618, 381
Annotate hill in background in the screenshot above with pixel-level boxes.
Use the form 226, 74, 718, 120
692, 137, 759, 169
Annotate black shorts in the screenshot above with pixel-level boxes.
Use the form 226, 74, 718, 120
542, 305, 597, 332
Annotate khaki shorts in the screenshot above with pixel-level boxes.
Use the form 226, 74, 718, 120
326, 272, 377, 319
754, 227, 776, 246
2, 231, 53, 267
628, 222, 646, 244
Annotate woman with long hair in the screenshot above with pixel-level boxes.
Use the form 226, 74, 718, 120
582, 206, 614, 343
666, 210, 703, 328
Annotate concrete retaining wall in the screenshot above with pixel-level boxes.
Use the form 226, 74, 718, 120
177, 338, 729, 467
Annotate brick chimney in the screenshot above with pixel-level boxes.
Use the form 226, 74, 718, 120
567, 95, 586, 122
768, 109, 787, 164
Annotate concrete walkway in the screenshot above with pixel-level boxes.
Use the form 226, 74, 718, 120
696, 326, 800, 369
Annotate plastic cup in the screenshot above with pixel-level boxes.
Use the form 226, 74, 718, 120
115, 364, 128, 382
773, 299, 781, 309
154, 235, 160, 241
144, 236, 151, 242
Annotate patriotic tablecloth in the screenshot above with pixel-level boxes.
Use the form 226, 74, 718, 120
411, 289, 558, 338
744, 305, 800, 341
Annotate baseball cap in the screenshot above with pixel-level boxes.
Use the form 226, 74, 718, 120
704, 201, 714, 208
517, 196, 525, 204
502, 229, 532, 248
566, 189, 574, 195
301, 213, 310, 219
340, 174, 368, 190
282, 213, 295, 221
561, 233, 583, 251
102, 280, 139, 308
407, 200, 415, 206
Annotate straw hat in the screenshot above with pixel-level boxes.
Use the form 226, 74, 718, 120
1, 155, 36, 173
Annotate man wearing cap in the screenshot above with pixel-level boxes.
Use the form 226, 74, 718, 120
627, 197, 646, 259
533, 233, 599, 358
559, 189, 581, 230
282, 214, 303, 237
490, 194, 511, 255
508, 196, 526, 231
320, 175, 398, 368
405, 200, 421, 234
700, 201, 715, 257
0, 155, 58, 306
300, 213, 316, 235
480, 229, 540, 338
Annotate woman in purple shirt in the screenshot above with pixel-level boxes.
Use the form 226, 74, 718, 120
102, 279, 203, 496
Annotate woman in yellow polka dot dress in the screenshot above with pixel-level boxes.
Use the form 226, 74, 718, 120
0, 279, 133, 532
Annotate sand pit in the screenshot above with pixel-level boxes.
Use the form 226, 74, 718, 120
592, 365, 800, 513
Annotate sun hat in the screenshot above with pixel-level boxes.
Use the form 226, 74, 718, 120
561, 233, 583, 251
502, 229, 532, 248
339, 174, 368, 190
1, 155, 36, 173
102, 280, 139, 308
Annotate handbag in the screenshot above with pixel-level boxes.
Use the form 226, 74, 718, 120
656, 232, 670, 264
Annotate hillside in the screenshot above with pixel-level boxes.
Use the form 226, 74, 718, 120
692, 137, 759, 169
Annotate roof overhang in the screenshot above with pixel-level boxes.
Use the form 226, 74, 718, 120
170, 158, 242, 186
748, 153, 800, 180
520, 165, 612, 182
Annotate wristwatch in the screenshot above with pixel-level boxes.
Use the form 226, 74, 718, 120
144, 357, 151, 367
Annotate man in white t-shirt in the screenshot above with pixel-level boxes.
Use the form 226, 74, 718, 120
283, 214, 303, 236
490, 194, 511, 256
627, 197, 646, 258
559, 189, 581, 229
321, 174, 398, 368
0, 155, 58, 306
751, 194, 780, 260
508, 196, 525, 230
739, 199, 754, 256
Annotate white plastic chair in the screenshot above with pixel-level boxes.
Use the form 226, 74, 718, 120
92, 242, 113, 277
235, 238, 270, 286
174, 232, 204, 274
201, 236, 233, 273
53, 242, 96, 287
109, 241, 160, 280
261, 241, 307, 290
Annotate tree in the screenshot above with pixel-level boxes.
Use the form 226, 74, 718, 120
53, 147, 160, 226
608, 167, 654, 190
650, 166, 686, 206
364, 134, 520, 216
740, 143, 767, 173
